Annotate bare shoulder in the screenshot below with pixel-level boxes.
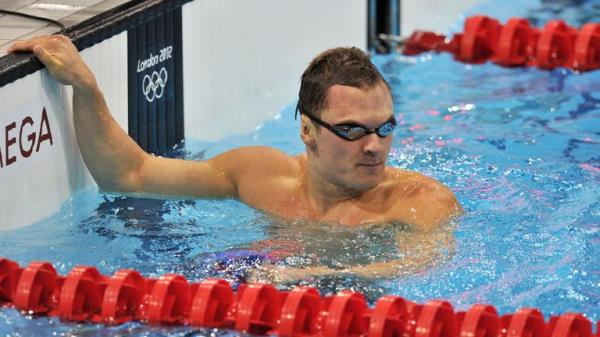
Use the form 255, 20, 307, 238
384, 168, 462, 231
209, 146, 301, 207
217, 145, 294, 164
387, 168, 455, 200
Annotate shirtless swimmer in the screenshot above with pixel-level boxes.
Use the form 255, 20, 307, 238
8, 36, 462, 281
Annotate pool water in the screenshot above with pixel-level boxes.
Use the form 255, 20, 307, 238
2, 1, 600, 336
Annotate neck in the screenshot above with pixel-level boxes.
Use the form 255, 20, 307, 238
302, 163, 364, 215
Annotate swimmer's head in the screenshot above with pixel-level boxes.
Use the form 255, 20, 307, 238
295, 47, 391, 119
298, 48, 394, 192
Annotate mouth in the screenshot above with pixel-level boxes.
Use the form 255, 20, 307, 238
357, 162, 383, 167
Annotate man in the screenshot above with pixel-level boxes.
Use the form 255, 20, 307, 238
8, 36, 461, 280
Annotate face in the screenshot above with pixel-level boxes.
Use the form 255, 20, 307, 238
302, 82, 394, 191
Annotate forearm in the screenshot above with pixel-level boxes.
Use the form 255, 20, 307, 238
73, 82, 147, 191
256, 257, 432, 283
343, 259, 426, 279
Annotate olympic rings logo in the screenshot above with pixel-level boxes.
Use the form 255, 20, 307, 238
142, 67, 168, 103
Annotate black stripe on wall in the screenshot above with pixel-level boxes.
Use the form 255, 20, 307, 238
368, 0, 401, 53
127, 7, 184, 155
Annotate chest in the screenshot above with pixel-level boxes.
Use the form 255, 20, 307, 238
244, 185, 393, 226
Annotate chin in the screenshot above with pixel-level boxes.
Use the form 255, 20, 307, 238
348, 175, 382, 191
351, 165, 385, 190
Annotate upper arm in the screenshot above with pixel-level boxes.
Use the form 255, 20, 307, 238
117, 146, 290, 199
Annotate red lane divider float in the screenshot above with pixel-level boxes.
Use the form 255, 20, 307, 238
0, 258, 598, 337
189, 278, 234, 328
15, 261, 62, 315
402, 15, 600, 72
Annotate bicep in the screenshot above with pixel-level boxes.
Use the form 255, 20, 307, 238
122, 152, 238, 199
120, 146, 288, 200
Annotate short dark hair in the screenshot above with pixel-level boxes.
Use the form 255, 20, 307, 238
295, 47, 390, 119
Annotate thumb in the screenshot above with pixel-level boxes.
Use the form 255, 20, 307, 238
32, 45, 56, 67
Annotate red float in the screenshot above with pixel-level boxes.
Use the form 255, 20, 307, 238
535, 20, 577, 69
0, 259, 21, 305
14, 261, 60, 315
145, 273, 190, 325
58, 266, 106, 322
551, 313, 593, 337
460, 304, 500, 337
189, 278, 234, 328
456, 16, 501, 63
278, 286, 322, 337
404, 31, 448, 56
494, 18, 538, 66
505, 308, 546, 337
573, 23, 600, 71
368, 295, 408, 337
101, 269, 145, 324
322, 290, 369, 337
235, 283, 282, 335
415, 300, 458, 337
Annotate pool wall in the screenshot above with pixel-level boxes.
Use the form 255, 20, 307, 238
401, 0, 483, 34
0, 0, 480, 230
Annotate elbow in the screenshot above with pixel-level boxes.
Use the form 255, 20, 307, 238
93, 157, 146, 193
95, 171, 141, 194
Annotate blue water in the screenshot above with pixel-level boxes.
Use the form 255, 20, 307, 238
2, 1, 600, 336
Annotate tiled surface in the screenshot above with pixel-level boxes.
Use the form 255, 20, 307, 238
0, 1, 37, 11
0, 26, 38, 39
0, 12, 47, 27
0, 0, 131, 57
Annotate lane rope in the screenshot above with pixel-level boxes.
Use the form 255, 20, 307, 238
1, 258, 598, 336
399, 15, 600, 72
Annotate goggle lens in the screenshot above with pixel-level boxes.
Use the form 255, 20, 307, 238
302, 112, 396, 141
335, 118, 397, 140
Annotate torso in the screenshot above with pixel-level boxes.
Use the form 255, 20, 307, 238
234, 149, 459, 230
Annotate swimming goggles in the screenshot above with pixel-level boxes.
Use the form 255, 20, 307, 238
302, 112, 397, 141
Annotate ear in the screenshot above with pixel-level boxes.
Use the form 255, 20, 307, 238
300, 114, 317, 150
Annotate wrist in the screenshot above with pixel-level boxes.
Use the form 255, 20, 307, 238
73, 74, 98, 92
73, 77, 102, 99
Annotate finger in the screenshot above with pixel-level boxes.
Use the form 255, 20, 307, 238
8, 39, 39, 53
32, 45, 57, 67
6, 36, 48, 53
6, 41, 28, 53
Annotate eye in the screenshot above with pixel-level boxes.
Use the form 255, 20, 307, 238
334, 124, 367, 139
380, 123, 394, 132
346, 127, 367, 139
336, 125, 355, 132
377, 121, 396, 136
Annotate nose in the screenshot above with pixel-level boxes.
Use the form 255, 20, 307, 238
362, 133, 386, 156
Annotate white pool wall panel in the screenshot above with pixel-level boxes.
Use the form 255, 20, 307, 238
401, 0, 484, 35
182, 0, 367, 141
